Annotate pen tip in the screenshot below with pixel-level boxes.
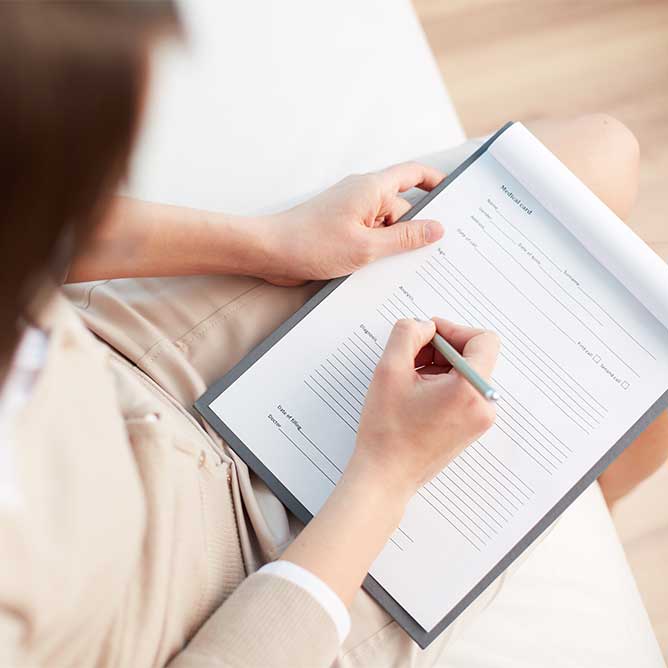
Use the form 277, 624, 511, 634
487, 390, 500, 402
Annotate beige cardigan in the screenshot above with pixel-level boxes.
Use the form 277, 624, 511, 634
0, 294, 338, 667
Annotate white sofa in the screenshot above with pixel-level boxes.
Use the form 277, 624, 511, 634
127, 1, 665, 665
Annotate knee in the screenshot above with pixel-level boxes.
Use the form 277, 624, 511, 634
563, 113, 640, 219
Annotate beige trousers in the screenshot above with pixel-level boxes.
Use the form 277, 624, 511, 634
65, 139, 533, 667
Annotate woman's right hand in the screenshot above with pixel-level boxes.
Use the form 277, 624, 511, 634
281, 317, 499, 609
350, 317, 500, 501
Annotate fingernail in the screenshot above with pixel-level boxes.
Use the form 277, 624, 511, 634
424, 221, 442, 243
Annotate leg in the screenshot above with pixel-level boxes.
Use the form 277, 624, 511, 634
524, 113, 640, 220
524, 114, 668, 505
64, 275, 323, 409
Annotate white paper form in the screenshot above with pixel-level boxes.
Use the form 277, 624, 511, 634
208, 128, 668, 632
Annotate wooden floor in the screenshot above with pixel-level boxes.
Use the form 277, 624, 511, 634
413, 0, 668, 657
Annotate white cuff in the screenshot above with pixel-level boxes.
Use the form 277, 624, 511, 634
258, 560, 351, 644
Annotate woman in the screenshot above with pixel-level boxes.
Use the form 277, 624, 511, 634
1, 3, 665, 667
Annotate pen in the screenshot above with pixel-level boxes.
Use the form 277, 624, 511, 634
430, 331, 500, 402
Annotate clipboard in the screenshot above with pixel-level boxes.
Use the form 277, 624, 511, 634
195, 123, 668, 648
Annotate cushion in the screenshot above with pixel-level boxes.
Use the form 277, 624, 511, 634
127, 0, 464, 213
444, 484, 664, 667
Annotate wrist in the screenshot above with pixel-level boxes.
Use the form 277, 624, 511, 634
204, 210, 276, 276
282, 449, 410, 607
343, 448, 415, 515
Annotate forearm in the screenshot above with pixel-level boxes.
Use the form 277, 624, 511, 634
281, 457, 411, 607
66, 197, 273, 282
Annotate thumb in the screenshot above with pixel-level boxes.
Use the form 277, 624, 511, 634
376, 219, 444, 256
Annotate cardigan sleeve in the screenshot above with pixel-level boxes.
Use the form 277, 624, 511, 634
168, 572, 341, 668
258, 561, 351, 644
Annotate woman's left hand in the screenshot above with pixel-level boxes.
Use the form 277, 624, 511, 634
257, 162, 445, 285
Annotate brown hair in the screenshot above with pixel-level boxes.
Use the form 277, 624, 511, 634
0, 1, 179, 374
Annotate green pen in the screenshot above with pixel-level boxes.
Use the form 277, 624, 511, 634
430, 330, 500, 402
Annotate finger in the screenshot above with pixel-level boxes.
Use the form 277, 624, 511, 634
380, 196, 412, 225
460, 330, 500, 379
381, 319, 436, 372
373, 218, 444, 256
431, 317, 488, 352
378, 161, 445, 194
432, 317, 500, 379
